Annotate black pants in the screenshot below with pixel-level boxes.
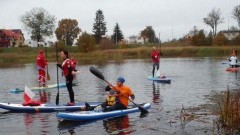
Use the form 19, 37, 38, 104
104, 102, 127, 112
66, 76, 74, 103
152, 62, 159, 77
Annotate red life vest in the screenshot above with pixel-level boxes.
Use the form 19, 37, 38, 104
36, 54, 47, 68
151, 51, 160, 63
62, 59, 72, 76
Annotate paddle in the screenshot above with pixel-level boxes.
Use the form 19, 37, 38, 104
44, 43, 50, 80
89, 66, 149, 115
56, 43, 60, 105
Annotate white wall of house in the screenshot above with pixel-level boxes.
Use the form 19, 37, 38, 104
127, 36, 137, 44
24, 40, 54, 47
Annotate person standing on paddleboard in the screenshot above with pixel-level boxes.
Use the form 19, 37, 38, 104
36, 50, 48, 87
229, 49, 239, 68
151, 47, 160, 77
57, 50, 78, 106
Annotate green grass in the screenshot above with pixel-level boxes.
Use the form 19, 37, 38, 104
0, 45, 239, 67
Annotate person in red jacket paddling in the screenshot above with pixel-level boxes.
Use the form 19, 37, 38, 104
36, 50, 48, 87
151, 47, 160, 77
57, 50, 78, 106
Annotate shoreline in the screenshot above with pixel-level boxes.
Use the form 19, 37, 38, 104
0, 45, 239, 67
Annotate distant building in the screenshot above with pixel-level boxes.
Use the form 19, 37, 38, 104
25, 40, 54, 47
127, 35, 149, 44
0, 29, 25, 47
127, 35, 137, 44
221, 30, 240, 40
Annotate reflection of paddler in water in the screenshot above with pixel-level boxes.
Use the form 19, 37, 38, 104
38, 90, 51, 103
103, 115, 130, 135
152, 82, 160, 104
24, 113, 51, 134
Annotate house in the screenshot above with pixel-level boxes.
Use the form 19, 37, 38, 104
127, 35, 149, 44
24, 40, 54, 47
0, 29, 25, 47
127, 35, 137, 44
221, 30, 240, 40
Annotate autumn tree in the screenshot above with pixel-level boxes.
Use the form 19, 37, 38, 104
141, 26, 157, 43
20, 7, 56, 46
203, 8, 224, 36
99, 37, 114, 50
92, 9, 107, 44
55, 19, 80, 46
111, 23, 124, 45
233, 5, 240, 28
212, 32, 227, 46
77, 32, 96, 52
206, 31, 213, 46
191, 30, 206, 46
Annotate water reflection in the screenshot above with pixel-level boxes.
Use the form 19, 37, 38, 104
103, 115, 131, 135
38, 90, 51, 103
152, 82, 161, 104
24, 113, 51, 135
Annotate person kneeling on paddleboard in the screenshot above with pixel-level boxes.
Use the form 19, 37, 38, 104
84, 77, 135, 112
103, 77, 135, 111
229, 51, 238, 68
57, 50, 78, 106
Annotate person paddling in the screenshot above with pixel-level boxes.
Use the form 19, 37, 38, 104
57, 50, 78, 106
36, 50, 48, 87
102, 77, 135, 111
151, 47, 160, 77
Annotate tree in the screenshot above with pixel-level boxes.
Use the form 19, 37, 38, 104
111, 23, 124, 45
212, 32, 227, 46
92, 9, 107, 44
99, 37, 114, 50
206, 31, 213, 46
20, 7, 56, 46
140, 26, 157, 43
191, 30, 206, 46
55, 19, 81, 46
77, 32, 96, 52
203, 8, 224, 36
233, 5, 240, 28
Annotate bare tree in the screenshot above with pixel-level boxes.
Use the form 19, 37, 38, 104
233, 5, 240, 28
203, 8, 224, 36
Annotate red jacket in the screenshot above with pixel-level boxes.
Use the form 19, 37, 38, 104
62, 59, 72, 76
36, 54, 47, 68
151, 50, 160, 63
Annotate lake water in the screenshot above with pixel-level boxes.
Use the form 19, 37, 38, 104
0, 57, 239, 135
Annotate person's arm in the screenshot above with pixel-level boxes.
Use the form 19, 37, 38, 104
130, 94, 135, 100
57, 63, 62, 69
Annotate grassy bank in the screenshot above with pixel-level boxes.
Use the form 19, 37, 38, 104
0, 45, 239, 67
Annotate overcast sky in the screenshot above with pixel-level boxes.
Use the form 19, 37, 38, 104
0, 0, 239, 42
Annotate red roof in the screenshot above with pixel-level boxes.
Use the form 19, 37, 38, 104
0, 29, 23, 40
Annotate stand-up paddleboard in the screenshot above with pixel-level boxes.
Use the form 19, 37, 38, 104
9, 82, 78, 93
0, 102, 100, 113
148, 76, 171, 83
57, 103, 151, 121
226, 67, 240, 72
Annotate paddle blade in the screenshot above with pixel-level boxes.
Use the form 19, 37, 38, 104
138, 106, 149, 116
89, 66, 105, 80
56, 92, 59, 105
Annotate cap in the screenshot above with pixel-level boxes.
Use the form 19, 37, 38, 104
117, 77, 125, 83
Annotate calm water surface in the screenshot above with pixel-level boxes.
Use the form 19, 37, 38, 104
0, 57, 239, 135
